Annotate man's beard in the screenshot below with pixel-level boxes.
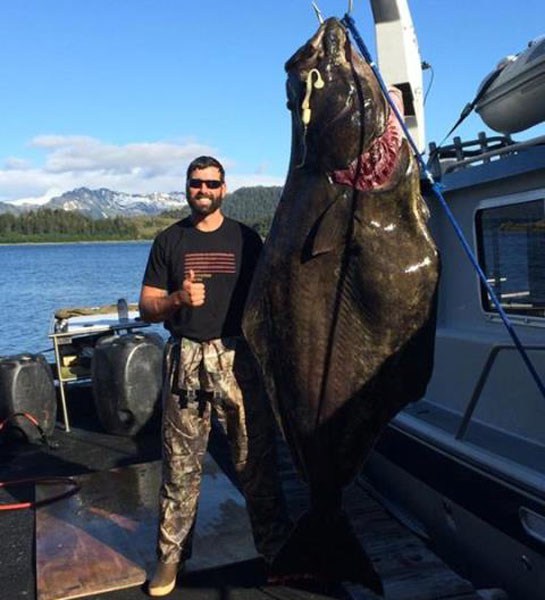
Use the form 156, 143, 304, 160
187, 193, 223, 216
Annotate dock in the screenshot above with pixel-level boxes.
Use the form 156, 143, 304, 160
276, 443, 480, 600
0, 388, 480, 600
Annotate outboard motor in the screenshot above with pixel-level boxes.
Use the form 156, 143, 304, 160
0, 353, 57, 442
91, 332, 164, 436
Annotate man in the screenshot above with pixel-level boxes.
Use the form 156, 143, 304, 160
139, 156, 292, 597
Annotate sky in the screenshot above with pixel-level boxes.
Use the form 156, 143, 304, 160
1, 0, 545, 205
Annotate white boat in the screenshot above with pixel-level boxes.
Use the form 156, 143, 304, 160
363, 131, 545, 599
476, 36, 545, 134
360, 4, 545, 599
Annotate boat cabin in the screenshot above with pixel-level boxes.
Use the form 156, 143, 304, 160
363, 131, 545, 600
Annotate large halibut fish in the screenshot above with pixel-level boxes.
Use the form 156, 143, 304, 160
242, 17, 439, 593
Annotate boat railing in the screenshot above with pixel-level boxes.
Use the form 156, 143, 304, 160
456, 343, 545, 440
426, 132, 545, 178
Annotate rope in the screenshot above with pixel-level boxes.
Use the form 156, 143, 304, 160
340, 13, 545, 401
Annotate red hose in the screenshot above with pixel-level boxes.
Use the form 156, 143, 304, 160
1, 413, 80, 510
0, 476, 80, 511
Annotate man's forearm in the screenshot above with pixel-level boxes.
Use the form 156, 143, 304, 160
139, 291, 184, 323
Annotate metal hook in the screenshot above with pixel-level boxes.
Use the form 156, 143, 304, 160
312, 1, 324, 23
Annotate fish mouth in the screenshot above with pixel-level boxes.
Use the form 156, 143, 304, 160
286, 17, 350, 71
285, 18, 352, 87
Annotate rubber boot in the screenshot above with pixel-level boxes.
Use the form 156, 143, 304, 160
147, 562, 179, 597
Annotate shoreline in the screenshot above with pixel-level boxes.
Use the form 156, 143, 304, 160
0, 238, 153, 247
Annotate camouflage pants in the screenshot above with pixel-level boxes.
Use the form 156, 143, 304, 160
157, 336, 292, 564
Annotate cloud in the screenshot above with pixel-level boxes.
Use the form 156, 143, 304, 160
1, 135, 285, 204
9, 187, 65, 207
3, 157, 31, 171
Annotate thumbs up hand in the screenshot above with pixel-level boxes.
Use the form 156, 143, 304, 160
181, 269, 205, 307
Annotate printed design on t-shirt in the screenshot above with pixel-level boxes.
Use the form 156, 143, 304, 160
184, 252, 236, 280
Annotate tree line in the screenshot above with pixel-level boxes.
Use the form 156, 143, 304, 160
0, 209, 139, 242
224, 186, 282, 237
0, 186, 283, 243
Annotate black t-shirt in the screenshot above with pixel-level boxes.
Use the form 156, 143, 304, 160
142, 216, 263, 341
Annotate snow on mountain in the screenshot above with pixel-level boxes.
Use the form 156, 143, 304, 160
1, 187, 186, 218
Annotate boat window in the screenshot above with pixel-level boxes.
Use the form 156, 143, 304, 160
476, 199, 545, 318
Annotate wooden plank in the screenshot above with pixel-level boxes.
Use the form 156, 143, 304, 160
35, 509, 145, 600
275, 440, 480, 600
35, 464, 155, 600
344, 479, 479, 599
35, 454, 258, 600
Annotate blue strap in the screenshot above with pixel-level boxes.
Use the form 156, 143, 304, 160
341, 13, 545, 400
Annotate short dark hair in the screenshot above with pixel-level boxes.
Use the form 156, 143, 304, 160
186, 156, 225, 182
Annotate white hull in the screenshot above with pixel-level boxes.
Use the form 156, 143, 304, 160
476, 37, 545, 133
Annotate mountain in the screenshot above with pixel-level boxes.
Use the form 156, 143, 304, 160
46, 187, 186, 218
1, 188, 186, 218
0, 201, 22, 215
0, 185, 284, 222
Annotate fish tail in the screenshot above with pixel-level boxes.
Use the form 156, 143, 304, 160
268, 509, 384, 596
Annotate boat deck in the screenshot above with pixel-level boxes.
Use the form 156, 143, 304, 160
0, 388, 480, 600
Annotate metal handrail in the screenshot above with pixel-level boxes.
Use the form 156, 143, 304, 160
444, 135, 545, 173
456, 344, 545, 440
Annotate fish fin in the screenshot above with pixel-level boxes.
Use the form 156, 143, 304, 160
267, 510, 384, 596
306, 197, 352, 258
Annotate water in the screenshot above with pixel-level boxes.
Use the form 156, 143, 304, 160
3, 232, 542, 358
0, 241, 164, 356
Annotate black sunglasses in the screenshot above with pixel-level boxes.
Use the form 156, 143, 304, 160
188, 178, 223, 190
